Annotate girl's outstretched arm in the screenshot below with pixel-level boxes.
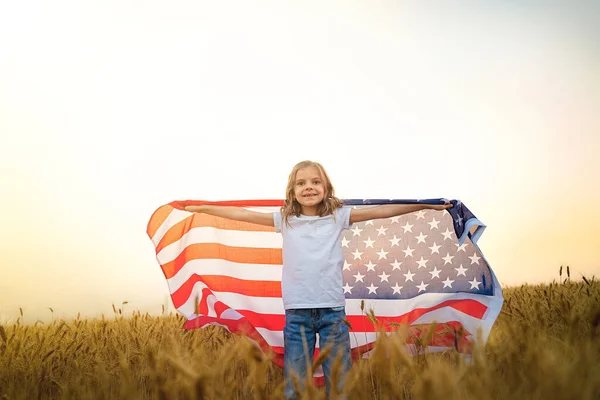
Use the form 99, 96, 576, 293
185, 205, 275, 227
350, 203, 452, 224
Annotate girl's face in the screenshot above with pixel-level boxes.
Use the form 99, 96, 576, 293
293, 166, 326, 213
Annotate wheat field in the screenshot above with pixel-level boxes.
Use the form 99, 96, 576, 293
1, 275, 599, 400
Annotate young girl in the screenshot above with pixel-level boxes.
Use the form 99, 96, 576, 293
185, 160, 452, 399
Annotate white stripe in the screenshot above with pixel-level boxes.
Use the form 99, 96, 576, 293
157, 227, 282, 264
175, 284, 286, 317
345, 292, 497, 317
208, 291, 286, 313
167, 259, 282, 292
256, 328, 284, 347
152, 209, 191, 246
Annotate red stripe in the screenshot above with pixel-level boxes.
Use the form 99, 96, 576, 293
347, 299, 487, 330
171, 275, 282, 308
198, 288, 211, 316
231, 299, 485, 332
161, 244, 282, 279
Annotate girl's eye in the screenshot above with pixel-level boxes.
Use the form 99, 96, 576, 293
313, 181, 320, 185
297, 182, 304, 186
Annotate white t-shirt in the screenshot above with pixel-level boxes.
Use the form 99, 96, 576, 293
273, 207, 353, 310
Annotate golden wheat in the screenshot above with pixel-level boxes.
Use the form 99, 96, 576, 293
1, 278, 599, 399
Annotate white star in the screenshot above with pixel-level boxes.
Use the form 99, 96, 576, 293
351, 225, 363, 237
402, 246, 415, 258
353, 271, 365, 282
365, 220, 374, 226
416, 281, 429, 292
403, 270, 415, 282
341, 236, 350, 248
352, 249, 363, 260
416, 256, 428, 269
367, 283, 379, 294
429, 267, 441, 279
415, 232, 428, 244
376, 226, 388, 236
428, 218, 440, 230
429, 242, 441, 254
342, 283, 353, 293
442, 277, 454, 288
343, 260, 352, 271
401, 222, 414, 233
365, 261, 376, 272
378, 271, 390, 282
442, 253, 454, 265
391, 259, 402, 270
454, 264, 468, 276
363, 237, 375, 248
455, 243, 468, 252
456, 215, 463, 226
390, 216, 401, 223
469, 278, 481, 289
469, 253, 481, 265
377, 249, 389, 260
391, 283, 403, 294
415, 210, 426, 219
388, 235, 401, 247
442, 228, 453, 240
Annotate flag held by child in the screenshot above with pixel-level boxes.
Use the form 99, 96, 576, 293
147, 199, 503, 372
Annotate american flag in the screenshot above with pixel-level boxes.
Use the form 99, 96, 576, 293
147, 199, 503, 377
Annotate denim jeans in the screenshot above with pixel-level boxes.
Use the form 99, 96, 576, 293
283, 307, 352, 399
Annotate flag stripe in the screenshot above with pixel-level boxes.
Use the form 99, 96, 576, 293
171, 275, 282, 308
161, 243, 283, 279
156, 214, 276, 254
158, 228, 281, 264
167, 259, 283, 291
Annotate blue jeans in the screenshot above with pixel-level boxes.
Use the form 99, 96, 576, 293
283, 307, 352, 399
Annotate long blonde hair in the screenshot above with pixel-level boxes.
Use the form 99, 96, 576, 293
280, 160, 343, 225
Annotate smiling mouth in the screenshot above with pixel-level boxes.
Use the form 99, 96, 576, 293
303, 193, 317, 198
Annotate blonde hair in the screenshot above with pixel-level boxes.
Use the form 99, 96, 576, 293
280, 160, 343, 226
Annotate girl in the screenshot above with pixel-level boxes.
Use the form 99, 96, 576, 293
185, 160, 452, 399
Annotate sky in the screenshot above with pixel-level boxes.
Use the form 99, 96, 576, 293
1, 1, 599, 324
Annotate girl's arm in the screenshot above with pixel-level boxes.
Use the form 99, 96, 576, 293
185, 205, 275, 227
350, 203, 452, 224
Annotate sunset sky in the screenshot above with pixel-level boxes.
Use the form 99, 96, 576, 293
1, 1, 599, 324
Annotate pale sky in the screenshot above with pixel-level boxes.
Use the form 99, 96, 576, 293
1, 1, 599, 323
